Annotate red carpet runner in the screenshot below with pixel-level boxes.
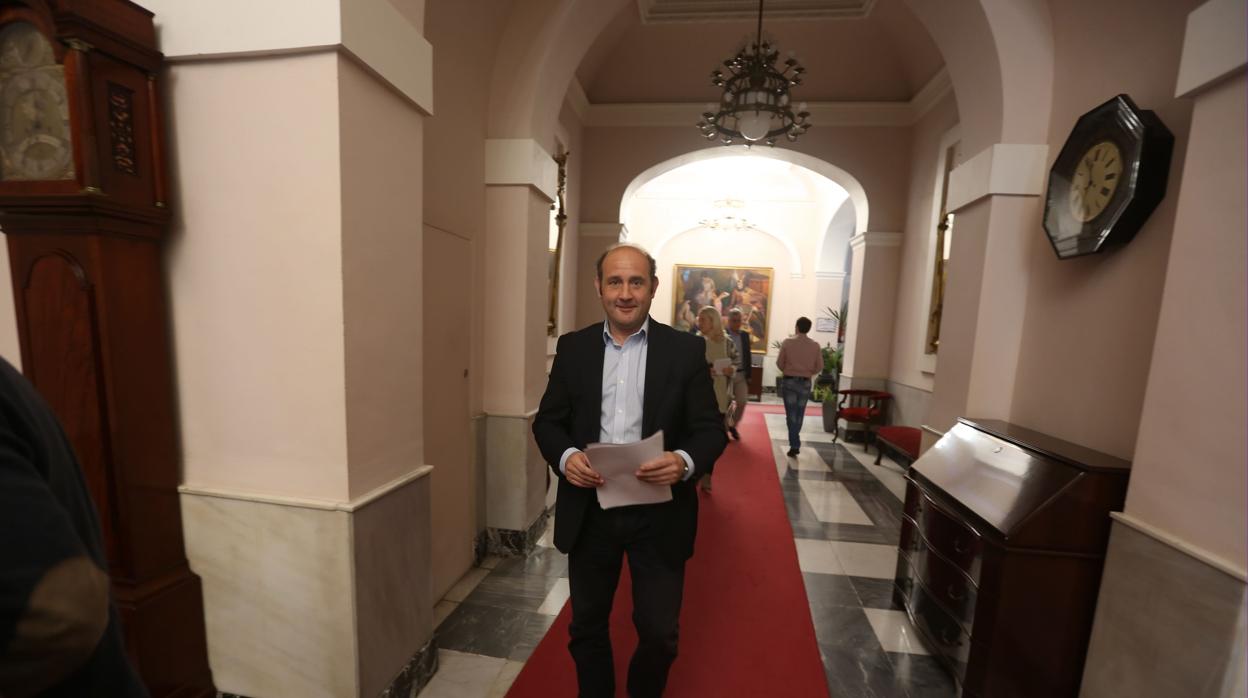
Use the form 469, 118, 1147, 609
506, 406, 828, 697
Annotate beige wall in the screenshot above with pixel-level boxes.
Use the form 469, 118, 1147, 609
1126, 71, 1247, 569
422, 0, 513, 598
166, 52, 350, 501
339, 54, 426, 498
888, 91, 959, 396
1008, 0, 1202, 458
576, 232, 617, 329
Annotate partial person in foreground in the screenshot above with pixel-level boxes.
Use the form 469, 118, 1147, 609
0, 357, 147, 697
725, 309, 752, 440
776, 316, 824, 458
533, 243, 726, 698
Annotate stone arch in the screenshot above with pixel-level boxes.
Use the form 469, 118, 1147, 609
617, 147, 870, 236
650, 223, 804, 274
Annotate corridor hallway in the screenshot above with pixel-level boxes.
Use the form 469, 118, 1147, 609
420, 405, 956, 697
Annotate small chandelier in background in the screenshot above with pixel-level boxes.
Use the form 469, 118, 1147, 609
697, 0, 811, 146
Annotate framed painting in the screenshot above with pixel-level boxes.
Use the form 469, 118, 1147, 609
672, 264, 773, 353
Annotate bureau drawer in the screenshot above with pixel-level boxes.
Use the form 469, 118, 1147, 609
905, 482, 984, 584
895, 556, 971, 682
901, 537, 977, 634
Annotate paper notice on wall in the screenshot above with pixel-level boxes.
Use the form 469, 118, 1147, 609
584, 430, 673, 510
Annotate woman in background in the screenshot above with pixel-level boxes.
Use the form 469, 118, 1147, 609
695, 306, 738, 492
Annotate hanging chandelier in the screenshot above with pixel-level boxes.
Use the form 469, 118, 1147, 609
696, 0, 811, 146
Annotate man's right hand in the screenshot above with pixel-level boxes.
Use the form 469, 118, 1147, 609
565, 451, 605, 488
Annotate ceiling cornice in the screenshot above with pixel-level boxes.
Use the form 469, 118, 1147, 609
567, 78, 591, 124
584, 66, 952, 128
637, 0, 878, 23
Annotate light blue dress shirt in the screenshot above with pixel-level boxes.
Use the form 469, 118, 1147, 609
559, 319, 695, 481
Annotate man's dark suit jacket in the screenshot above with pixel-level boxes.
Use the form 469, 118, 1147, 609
533, 319, 726, 563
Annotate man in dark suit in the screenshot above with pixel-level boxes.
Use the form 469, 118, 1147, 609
533, 244, 726, 698
0, 357, 147, 697
725, 309, 752, 440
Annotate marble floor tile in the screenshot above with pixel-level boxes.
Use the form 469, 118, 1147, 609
887, 652, 959, 698
486, 660, 526, 698
820, 522, 897, 546
436, 603, 551, 660
797, 479, 874, 525
433, 599, 459, 630
418, 649, 506, 698
830, 541, 899, 579
507, 610, 558, 662
821, 645, 907, 698
794, 538, 846, 575
444, 567, 492, 603
863, 608, 930, 655
850, 575, 903, 610
802, 571, 862, 609
492, 547, 568, 579
463, 572, 559, 612
536, 578, 570, 616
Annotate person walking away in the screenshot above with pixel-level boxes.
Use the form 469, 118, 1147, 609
695, 306, 738, 492
776, 316, 823, 458
725, 309, 752, 440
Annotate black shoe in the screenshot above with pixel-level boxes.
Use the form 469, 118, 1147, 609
786, 448, 799, 457
728, 427, 740, 440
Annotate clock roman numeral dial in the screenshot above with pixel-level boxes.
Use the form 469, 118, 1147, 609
1068, 140, 1123, 222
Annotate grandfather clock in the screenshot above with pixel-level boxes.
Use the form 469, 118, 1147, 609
0, 1, 214, 695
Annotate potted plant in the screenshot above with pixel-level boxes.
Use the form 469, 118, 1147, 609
818, 343, 843, 432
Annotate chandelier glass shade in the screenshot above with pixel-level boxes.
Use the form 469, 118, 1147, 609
696, 0, 810, 146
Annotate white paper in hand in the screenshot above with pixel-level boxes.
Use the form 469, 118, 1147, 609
712, 358, 732, 375
584, 430, 673, 510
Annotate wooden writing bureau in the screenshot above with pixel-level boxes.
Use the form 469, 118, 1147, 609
894, 419, 1130, 697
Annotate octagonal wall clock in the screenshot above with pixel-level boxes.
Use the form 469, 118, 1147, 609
1042, 94, 1174, 260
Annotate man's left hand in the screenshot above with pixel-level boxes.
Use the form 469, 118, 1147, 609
636, 451, 685, 486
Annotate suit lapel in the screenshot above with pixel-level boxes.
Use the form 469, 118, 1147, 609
643, 319, 670, 437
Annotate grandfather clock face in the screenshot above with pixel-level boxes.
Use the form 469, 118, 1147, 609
0, 22, 74, 181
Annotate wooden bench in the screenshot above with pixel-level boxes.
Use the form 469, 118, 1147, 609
874, 425, 920, 468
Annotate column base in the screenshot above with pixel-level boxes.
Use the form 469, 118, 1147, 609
485, 508, 551, 557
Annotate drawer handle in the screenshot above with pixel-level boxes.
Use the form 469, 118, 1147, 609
939, 626, 961, 645
947, 584, 966, 602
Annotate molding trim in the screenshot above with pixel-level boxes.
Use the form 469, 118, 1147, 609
178, 465, 434, 513
482, 408, 540, 420
1176, 0, 1248, 98
920, 424, 944, 438
1111, 512, 1248, 583
848, 231, 902, 249
580, 222, 625, 238
947, 143, 1049, 213
910, 67, 953, 121
640, 0, 877, 23
147, 0, 432, 113
815, 271, 847, 280
567, 78, 591, 124
584, 65, 951, 129
485, 139, 557, 202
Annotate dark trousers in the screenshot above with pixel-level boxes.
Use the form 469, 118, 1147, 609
568, 503, 686, 698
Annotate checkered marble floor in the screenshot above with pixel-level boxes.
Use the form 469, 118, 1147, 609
764, 408, 957, 698
420, 406, 955, 697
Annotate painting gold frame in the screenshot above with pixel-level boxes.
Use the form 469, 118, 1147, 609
671, 263, 773, 353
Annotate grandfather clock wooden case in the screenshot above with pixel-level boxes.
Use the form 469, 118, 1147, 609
0, 1, 213, 695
